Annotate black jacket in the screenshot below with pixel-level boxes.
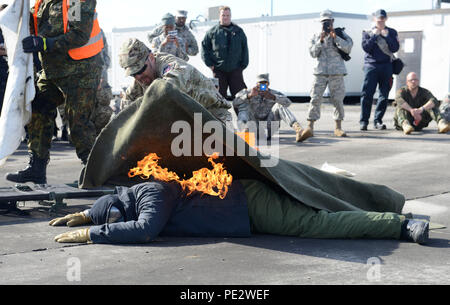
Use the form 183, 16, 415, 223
201, 23, 249, 73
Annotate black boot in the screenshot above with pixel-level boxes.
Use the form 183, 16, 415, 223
400, 220, 429, 244
61, 125, 69, 142
5, 152, 49, 184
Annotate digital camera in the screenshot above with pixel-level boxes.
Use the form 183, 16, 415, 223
168, 30, 178, 38
322, 21, 332, 34
259, 84, 268, 92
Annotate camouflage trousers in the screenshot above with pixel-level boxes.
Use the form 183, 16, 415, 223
393, 106, 443, 131
28, 69, 101, 162
440, 102, 450, 122
308, 75, 346, 121
56, 83, 113, 136
94, 84, 113, 135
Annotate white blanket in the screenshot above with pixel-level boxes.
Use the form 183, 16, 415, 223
0, 0, 35, 167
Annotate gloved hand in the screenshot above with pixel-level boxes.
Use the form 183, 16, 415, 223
49, 212, 92, 227
22, 36, 54, 53
54, 228, 91, 244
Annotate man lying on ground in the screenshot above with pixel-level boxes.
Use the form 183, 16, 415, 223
49, 179, 429, 245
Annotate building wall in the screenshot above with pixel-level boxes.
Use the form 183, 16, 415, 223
388, 11, 450, 100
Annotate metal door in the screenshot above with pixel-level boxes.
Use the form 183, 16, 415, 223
396, 31, 423, 90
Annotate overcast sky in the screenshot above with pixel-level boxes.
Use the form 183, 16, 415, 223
2, 0, 449, 32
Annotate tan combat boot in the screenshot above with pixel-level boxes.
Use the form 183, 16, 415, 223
292, 122, 303, 143
438, 120, 450, 134
402, 121, 414, 135
298, 120, 314, 142
334, 120, 347, 137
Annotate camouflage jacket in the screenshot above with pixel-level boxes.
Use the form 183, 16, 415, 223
122, 53, 232, 122
176, 25, 199, 56
151, 33, 189, 62
441, 93, 450, 122
31, 0, 103, 79
233, 88, 292, 122
148, 25, 199, 57
309, 29, 353, 75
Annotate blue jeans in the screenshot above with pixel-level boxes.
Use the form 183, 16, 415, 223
360, 63, 393, 125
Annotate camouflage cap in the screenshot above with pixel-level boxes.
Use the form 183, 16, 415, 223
162, 13, 175, 26
320, 9, 334, 22
175, 10, 188, 18
256, 73, 269, 83
119, 38, 150, 77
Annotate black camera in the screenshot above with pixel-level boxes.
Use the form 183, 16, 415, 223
322, 21, 332, 34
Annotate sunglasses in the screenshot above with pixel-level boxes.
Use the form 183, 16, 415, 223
131, 64, 147, 77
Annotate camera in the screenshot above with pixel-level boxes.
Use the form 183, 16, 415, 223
322, 21, 332, 34
259, 84, 267, 92
168, 30, 178, 38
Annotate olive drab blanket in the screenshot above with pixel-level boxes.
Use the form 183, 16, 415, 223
80, 80, 405, 214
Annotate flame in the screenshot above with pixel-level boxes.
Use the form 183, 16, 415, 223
128, 153, 233, 199
236, 131, 258, 150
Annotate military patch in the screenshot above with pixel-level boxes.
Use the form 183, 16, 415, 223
162, 64, 173, 75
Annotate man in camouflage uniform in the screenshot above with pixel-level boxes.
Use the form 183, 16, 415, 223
150, 14, 189, 62
148, 10, 198, 58
174, 10, 199, 57
393, 72, 450, 135
299, 10, 353, 142
6, 0, 103, 184
234, 74, 303, 142
119, 38, 232, 123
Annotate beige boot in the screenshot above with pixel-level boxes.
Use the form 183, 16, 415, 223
402, 121, 414, 135
438, 120, 450, 134
292, 122, 303, 143
298, 121, 314, 142
334, 120, 347, 137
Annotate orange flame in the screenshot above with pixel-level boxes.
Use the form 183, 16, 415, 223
236, 131, 258, 150
128, 153, 233, 199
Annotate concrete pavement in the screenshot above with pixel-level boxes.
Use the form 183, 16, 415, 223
0, 103, 449, 285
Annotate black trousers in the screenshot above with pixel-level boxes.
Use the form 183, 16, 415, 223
0, 70, 7, 115
214, 68, 247, 101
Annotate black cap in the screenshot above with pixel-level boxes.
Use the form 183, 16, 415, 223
374, 9, 387, 18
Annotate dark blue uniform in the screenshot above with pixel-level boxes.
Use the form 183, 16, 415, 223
0, 28, 8, 114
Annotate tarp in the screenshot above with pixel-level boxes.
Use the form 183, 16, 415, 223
80, 80, 405, 214
0, 0, 35, 167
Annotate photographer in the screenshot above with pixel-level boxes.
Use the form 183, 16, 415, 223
299, 10, 353, 142
234, 74, 303, 142
150, 13, 189, 61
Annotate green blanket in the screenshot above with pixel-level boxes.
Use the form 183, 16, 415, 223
80, 80, 405, 214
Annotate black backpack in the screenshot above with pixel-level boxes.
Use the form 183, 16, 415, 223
334, 27, 351, 62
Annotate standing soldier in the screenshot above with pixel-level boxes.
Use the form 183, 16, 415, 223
174, 10, 199, 57
299, 10, 353, 142
6, 0, 104, 184
150, 13, 189, 62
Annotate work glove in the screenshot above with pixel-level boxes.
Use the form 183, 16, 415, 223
22, 35, 54, 53
54, 228, 91, 244
49, 212, 92, 227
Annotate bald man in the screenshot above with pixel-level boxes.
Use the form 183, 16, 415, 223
393, 72, 450, 135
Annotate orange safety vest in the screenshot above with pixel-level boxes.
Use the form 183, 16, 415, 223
33, 0, 104, 60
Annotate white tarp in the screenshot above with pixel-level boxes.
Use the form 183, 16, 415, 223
0, 0, 35, 167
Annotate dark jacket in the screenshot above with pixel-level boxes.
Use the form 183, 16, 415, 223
88, 181, 251, 244
201, 23, 249, 73
362, 26, 399, 66
0, 29, 7, 73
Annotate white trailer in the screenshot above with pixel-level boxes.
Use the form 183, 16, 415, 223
108, 11, 371, 98
388, 8, 450, 99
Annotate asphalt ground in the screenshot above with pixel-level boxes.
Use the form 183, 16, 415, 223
0, 102, 449, 286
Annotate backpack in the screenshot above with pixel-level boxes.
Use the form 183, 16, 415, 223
334, 28, 351, 62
